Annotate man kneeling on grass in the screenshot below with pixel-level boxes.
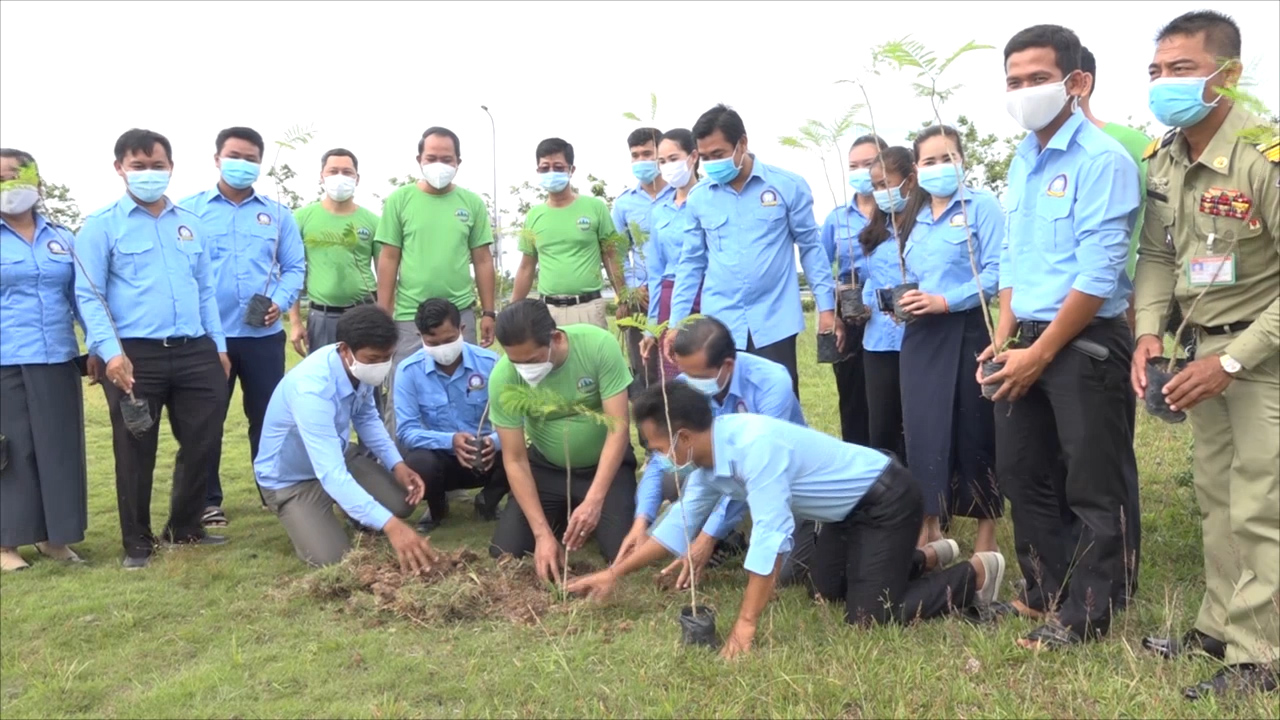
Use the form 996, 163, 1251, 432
254, 305, 438, 572
568, 383, 1007, 659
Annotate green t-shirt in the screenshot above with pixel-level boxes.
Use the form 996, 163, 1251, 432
376, 184, 492, 320
1101, 122, 1152, 280
294, 203, 380, 307
489, 324, 632, 469
519, 195, 616, 296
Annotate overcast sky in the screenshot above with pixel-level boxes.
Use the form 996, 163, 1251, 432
2, 0, 1277, 267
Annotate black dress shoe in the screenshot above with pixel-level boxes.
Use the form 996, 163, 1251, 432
162, 533, 228, 548
415, 514, 437, 534
122, 554, 151, 570
1184, 664, 1278, 700
1142, 628, 1226, 660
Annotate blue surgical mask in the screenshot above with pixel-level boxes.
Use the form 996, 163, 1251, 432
702, 145, 743, 185
849, 167, 874, 195
917, 163, 961, 198
684, 365, 727, 397
126, 170, 171, 203
220, 158, 261, 190
873, 181, 909, 213
631, 160, 659, 184
539, 171, 570, 193
1149, 69, 1223, 128
656, 435, 696, 480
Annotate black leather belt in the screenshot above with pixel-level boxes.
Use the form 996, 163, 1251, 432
543, 291, 602, 307
1196, 320, 1252, 336
125, 335, 205, 348
1016, 318, 1115, 343
310, 297, 374, 314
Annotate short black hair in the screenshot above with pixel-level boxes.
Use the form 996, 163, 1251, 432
0, 148, 37, 171
1080, 46, 1097, 91
336, 305, 398, 352
418, 127, 461, 158
414, 298, 462, 335
321, 148, 358, 170
114, 129, 173, 164
495, 299, 556, 347
1156, 10, 1242, 60
692, 104, 746, 146
215, 127, 265, 156
627, 127, 662, 150
535, 138, 574, 166
634, 382, 714, 436
850, 134, 889, 154
1004, 24, 1083, 77
672, 316, 736, 367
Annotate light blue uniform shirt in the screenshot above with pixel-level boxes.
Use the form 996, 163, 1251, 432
255, 345, 405, 530
611, 182, 674, 289
651, 413, 891, 576
0, 216, 80, 365
394, 343, 501, 453
74, 195, 226, 363
904, 186, 1003, 311
820, 201, 871, 285
180, 188, 305, 338
860, 237, 906, 352
635, 353, 806, 535
644, 194, 698, 328
999, 111, 1138, 321
670, 158, 837, 348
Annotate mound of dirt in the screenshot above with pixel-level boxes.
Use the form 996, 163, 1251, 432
298, 547, 600, 626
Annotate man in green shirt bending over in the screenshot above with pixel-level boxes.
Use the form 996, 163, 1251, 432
376, 127, 499, 430
487, 299, 638, 583
510, 138, 626, 331
289, 148, 381, 357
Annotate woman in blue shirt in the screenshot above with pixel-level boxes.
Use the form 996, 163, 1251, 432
896, 126, 1003, 554
0, 149, 88, 571
857, 146, 914, 462
641, 128, 703, 382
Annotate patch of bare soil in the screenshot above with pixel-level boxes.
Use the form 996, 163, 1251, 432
297, 548, 600, 626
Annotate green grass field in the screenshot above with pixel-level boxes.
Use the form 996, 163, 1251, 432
1, 316, 1274, 719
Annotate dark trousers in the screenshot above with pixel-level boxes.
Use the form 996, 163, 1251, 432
203, 332, 286, 507
102, 337, 227, 558
863, 350, 906, 463
490, 446, 637, 563
833, 323, 870, 445
995, 319, 1138, 638
746, 332, 799, 399
812, 460, 977, 625
404, 448, 510, 522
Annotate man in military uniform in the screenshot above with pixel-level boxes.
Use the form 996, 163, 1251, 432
1131, 10, 1279, 701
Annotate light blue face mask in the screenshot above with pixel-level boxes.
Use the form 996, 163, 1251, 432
849, 167, 874, 195
656, 435, 696, 480
631, 160, 659, 184
220, 158, 261, 190
126, 170, 171, 203
873, 181, 909, 213
917, 163, 962, 198
1148, 69, 1223, 128
684, 365, 727, 397
539, 171, 570, 193
702, 145, 743, 185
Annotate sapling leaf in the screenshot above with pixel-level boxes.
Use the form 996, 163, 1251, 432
0, 162, 40, 193
622, 112, 641, 122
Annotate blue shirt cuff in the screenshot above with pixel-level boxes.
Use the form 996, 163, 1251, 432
743, 528, 793, 576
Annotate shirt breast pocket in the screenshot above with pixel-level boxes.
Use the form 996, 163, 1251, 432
0, 254, 28, 285
112, 236, 155, 278
178, 237, 205, 273
752, 205, 787, 233
700, 214, 730, 249
1035, 197, 1073, 250
249, 223, 280, 273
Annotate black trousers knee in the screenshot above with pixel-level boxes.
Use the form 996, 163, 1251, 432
404, 448, 509, 521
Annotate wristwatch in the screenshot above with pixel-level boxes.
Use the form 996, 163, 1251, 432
1219, 353, 1242, 375
480, 310, 497, 320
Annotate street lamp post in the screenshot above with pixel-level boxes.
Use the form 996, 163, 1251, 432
480, 105, 500, 276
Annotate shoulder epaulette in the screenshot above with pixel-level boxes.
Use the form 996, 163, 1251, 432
1143, 129, 1177, 160
1257, 138, 1280, 164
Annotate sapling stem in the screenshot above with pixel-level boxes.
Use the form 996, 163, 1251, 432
68, 244, 136, 401
846, 78, 907, 283
1165, 234, 1242, 374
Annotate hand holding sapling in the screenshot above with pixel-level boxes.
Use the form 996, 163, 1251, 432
1130, 334, 1164, 397
451, 432, 478, 469
1163, 356, 1233, 412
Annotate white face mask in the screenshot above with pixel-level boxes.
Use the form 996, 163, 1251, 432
421, 162, 457, 190
660, 157, 693, 187
0, 186, 40, 215
345, 350, 392, 386
1006, 80, 1072, 132
514, 347, 554, 387
323, 174, 356, 202
424, 336, 464, 366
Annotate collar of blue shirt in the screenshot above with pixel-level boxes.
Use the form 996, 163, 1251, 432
419, 343, 488, 377
323, 345, 359, 400
1018, 109, 1086, 160
625, 181, 675, 202
913, 184, 977, 223
118, 193, 177, 218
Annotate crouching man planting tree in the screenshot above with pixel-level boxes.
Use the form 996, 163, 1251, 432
568, 383, 1007, 659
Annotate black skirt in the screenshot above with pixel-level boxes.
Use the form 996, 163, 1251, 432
0, 362, 88, 546
899, 309, 1001, 520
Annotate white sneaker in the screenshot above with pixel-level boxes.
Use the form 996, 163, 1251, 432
973, 551, 1006, 608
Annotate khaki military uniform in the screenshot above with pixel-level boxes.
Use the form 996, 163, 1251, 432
1134, 102, 1280, 666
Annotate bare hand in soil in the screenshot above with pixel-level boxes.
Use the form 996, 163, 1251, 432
385, 519, 439, 574
391, 463, 425, 506
661, 532, 714, 590
986, 346, 1050, 402
264, 302, 282, 326
219, 352, 232, 379
534, 536, 563, 585
720, 621, 754, 660
105, 355, 135, 394
1163, 356, 1233, 412
563, 496, 602, 552
616, 518, 648, 564
86, 355, 106, 386
898, 290, 946, 316
290, 324, 308, 357
452, 432, 478, 469
565, 569, 616, 602
1130, 334, 1164, 397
